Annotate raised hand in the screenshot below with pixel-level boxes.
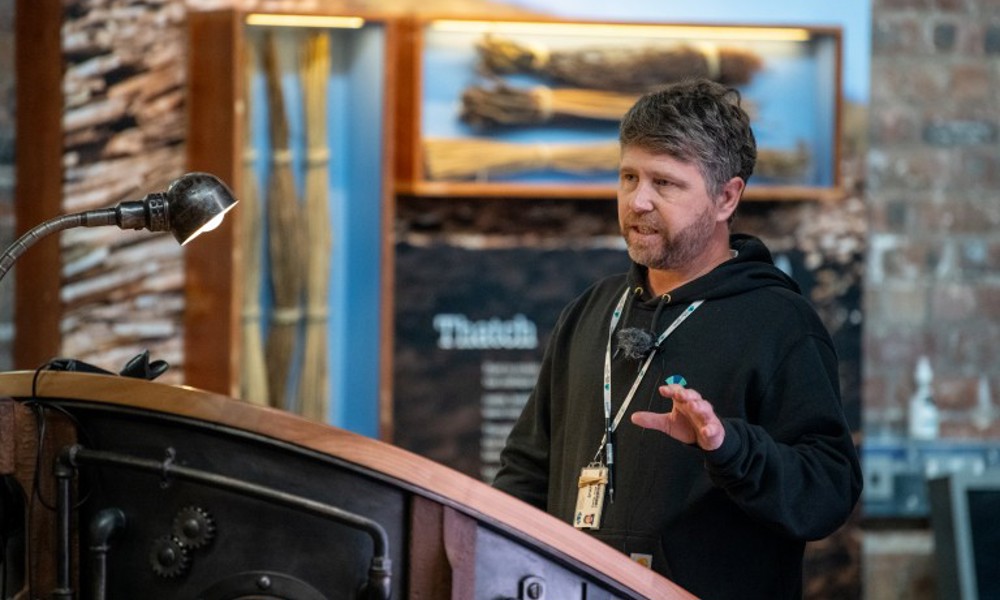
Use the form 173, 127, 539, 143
631, 383, 725, 451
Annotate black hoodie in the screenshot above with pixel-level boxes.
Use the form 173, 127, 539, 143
494, 234, 862, 600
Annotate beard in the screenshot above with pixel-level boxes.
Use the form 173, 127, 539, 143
621, 203, 717, 271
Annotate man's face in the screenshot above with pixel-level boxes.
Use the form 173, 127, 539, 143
617, 146, 723, 272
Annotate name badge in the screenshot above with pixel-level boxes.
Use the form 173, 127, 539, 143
573, 465, 608, 530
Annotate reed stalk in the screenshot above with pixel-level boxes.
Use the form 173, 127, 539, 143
297, 31, 333, 422
263, 31, 306, 411
239, 34, 270, 407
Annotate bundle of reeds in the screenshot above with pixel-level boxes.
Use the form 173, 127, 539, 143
239, 34, 270, 407
423, 138, 620, 181
296, 31, 333, 423
755, 142, 811, 181
263, 31, 306, 412
461, 83, 759, 129
460, 83, 639, 127
425, 137, 810, 183
477, 35, 763, 92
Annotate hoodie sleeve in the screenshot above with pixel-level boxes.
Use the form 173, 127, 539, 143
492, 277, 624, 511
703, 332, 862, 540
491, 315, 563, 510
492, 362, 552, 509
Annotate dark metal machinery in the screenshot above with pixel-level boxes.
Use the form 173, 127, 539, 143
44, 404, 401, 600
0, 372, 692, 600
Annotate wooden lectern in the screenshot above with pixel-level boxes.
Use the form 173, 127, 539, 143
0, 371, 696, 599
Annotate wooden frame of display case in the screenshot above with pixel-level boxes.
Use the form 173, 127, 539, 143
185, 9, 242, 401
13, 0, 63, 370
185, 8, 399, 439
396, 16, 845, 202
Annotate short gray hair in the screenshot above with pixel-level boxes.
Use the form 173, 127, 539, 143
619, 78, 756, 197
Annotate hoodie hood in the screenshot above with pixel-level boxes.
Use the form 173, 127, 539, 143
624, 233, 800, 306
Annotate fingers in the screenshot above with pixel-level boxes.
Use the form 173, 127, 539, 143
654, 384, 725, 451
659, 384, 710, 420
630, 410, 669, 432
695, 422, 724, 450
659, 383, 701, 403
632, 409, 695, 445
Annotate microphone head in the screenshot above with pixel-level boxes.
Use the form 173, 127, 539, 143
617, 327, 656, 360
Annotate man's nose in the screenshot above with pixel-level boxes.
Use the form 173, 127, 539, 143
628, 181, 656, 213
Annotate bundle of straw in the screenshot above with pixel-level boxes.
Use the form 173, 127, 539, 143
239, 35, 270, 407
477, 35, 763, 92
425, 137, 809, 183
756, 142, 812, 181
460, 83, 639, 127
263, 32, 306, 411
423, 138, 620, 181
296, 31, 333, 423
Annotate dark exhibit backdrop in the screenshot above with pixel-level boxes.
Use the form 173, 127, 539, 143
391, 197, 863, 482
393, 240, 629, 481
391, 194, 865, 599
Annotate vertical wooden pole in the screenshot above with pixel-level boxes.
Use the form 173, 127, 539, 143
14, 0, 63, 369
185, 10, 242, 397
379, 19, 405, 441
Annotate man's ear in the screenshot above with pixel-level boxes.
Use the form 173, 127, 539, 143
716, 177, 744, 223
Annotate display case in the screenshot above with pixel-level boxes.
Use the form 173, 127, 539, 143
396, 17, 844, 201
186, 9, 397, 437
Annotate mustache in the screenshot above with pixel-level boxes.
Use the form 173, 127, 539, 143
622, 216, 661, 229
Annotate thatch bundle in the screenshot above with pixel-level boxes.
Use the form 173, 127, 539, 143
263, 32, 306, 411
460, 83, 759, 129
239, 35, 270, 407
425, 137, 811, 183
297, 31, 333, 423
755, 142, 811, 181
477, 35, 763, 93
424, 138, 619, 180
460, 83, 639, 127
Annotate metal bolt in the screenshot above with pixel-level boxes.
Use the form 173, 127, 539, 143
526, 582, 543, 599
182, 518, 200, 538
520, 576, 546, 600
256, 575, 272, 590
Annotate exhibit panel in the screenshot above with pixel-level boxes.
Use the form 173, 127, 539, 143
393, 241, 629, 481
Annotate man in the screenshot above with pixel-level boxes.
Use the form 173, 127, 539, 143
492, 79, 862, 600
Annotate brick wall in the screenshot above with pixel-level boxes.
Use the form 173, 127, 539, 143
864, 1, 1000, 598
866, 0, 1000, 446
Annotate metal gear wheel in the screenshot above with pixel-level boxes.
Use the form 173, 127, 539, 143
172, 505, 216, 550
149, 535, 190, 578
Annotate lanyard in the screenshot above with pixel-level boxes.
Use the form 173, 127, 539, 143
598, 287, 703, 458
